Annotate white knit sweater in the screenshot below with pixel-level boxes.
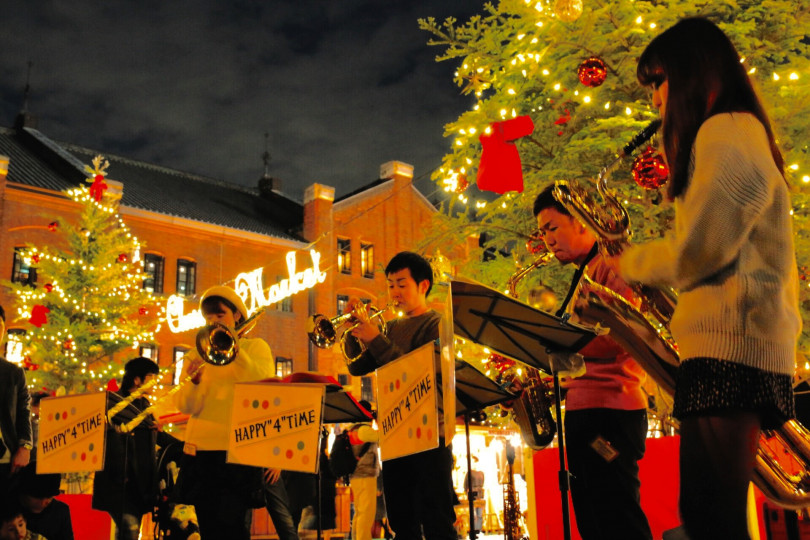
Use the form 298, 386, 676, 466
174, 337, 275, 450
621, 112, 800, 376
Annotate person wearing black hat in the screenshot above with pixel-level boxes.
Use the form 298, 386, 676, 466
0, 304, 33, 497
173, 286, 275, 539
15, 463, 73, 540
93, 356, 181, 540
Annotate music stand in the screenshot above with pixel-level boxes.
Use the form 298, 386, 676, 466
451, 280, 598, 540
455, 359, 517, 540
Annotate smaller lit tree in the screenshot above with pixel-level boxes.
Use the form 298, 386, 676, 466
5, 156, 161, 394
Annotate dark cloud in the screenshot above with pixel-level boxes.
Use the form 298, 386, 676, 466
0, 0, 479, 200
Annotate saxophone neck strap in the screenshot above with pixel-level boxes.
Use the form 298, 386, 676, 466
555, 242, 599, 318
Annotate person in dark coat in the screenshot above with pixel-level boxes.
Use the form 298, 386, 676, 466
92, 357, 180, 540
0, 304, 33, 498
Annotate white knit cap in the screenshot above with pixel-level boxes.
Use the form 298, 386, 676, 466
200, 285, 249, 322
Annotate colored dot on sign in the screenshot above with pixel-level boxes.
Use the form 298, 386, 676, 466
62, 411, 68, 419
81, 453, 87, 461
297, 441, 305, 450
274, 397, 282, 407
422, 414, 428, 425
273, 447, 281, 456
89, 443, 94, 451
53, 413, 58, 421
71, 452, 77, 460
286, 449, 294, 459
402, 372, 408, 383
408, 428, 413, 439
427, 429, 433, 440
93, 455, 98, 464
71, 407, 77, 415
395, 380, 400, 390
252, 400, 260, 409
302, 455, 309, 465
262, 400, 270, 409
389, 383, 394, 392
416, 428, 422, 439
243, 399, 250, 408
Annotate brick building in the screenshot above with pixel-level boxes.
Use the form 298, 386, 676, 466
0, 117, 455, 402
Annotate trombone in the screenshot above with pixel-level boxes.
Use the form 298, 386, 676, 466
307, 302, 394, 363
107, 307, 266, 432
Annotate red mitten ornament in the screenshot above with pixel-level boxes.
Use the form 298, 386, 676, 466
477, 115, 535, 194
89, 174, 108, 202
29, 305, 50, 327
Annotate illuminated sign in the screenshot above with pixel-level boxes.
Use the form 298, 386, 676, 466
165, 250, 327, 334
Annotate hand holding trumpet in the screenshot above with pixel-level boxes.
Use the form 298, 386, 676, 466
346, 298, 384, 344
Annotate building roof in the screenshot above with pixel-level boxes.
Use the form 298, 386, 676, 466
0, 125, 304, 243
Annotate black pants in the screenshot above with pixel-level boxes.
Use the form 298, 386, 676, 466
175, 451, 263, 540
565, 408, 652, 540
381, 441, 456, 540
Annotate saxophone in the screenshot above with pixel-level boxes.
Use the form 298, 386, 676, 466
505, 251, 558, 450
503, 442, 527, 540
559, 121, 810, 510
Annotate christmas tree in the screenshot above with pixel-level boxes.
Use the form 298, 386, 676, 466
419, 0, 810, 382
4, 156, 161, 394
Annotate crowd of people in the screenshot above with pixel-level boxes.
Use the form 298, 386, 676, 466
0, 15, 803, 540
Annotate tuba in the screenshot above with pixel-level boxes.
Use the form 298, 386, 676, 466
560, 121, 810, 509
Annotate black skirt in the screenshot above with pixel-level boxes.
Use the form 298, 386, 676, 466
673, 357, 795, 430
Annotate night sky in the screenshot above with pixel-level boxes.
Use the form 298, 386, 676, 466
0, 1, 482, 200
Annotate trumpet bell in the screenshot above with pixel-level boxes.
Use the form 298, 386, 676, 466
307, 314, 341, 349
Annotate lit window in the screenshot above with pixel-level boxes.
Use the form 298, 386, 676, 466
173, 347, 189, 385
143, 254, 164, 293
336, 295, 349, 315
140, 344, 157, 360
361, 243, 374, 278
275, 357, 293, 378
11, 248, 36, 285
176, 259, 196, 296
4, 329, 25, 365
337, 238, 351, 274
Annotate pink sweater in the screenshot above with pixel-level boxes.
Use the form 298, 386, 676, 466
563, 255, 648, 411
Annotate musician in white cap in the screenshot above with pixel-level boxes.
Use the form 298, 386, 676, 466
173, 285, 274, 539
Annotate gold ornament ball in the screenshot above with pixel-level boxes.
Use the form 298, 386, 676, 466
554, 0, 584, 22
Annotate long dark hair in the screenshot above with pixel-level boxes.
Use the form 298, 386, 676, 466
637, 17, 784, 200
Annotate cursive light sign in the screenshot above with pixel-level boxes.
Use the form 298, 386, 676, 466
165, 250, 327, 333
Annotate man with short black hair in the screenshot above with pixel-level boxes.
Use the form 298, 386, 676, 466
348, 251, 456, 540
0, 304, 33, 498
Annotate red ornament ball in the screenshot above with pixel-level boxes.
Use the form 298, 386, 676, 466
632, 146, 670, 189
63, 338, 74, 350
118, 253, 129, 263
44, 283, 53, 293
138, 306, 148, 316
48, 221, 58, 232
526, 230, 546, 254
31, 254, 40, 264
577, 56, 608, 88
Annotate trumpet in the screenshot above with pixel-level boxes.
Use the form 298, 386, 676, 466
307, 303, 393, 363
